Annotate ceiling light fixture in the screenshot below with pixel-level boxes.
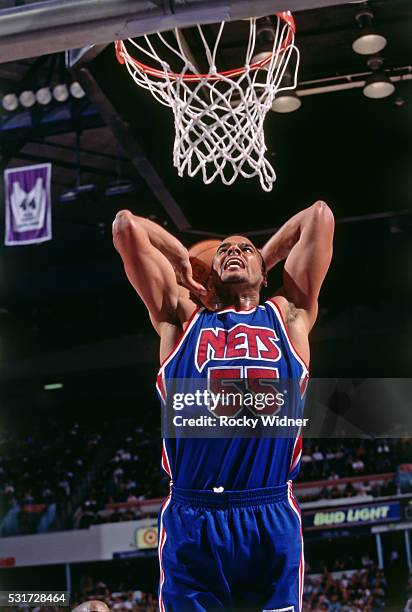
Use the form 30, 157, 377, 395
69, 81, 86, 99
104, 179, 135, 197
60, 130, 97, 203
44, 383, 63, 391
53, 83, 69, 102
59, 189, 79, 203
251, 16, 277, 67
2, 93, 19, 111
104, 150, 135, 197
271, 89, 301, 113
352, 10, 387, 56
19, 90, 36, 108
271, 71, 301, 113
36, 87, 52, 106
363, 57, 395, 99
59, 183, 97, 203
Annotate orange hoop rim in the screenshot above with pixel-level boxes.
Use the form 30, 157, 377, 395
115, 11, 296, 82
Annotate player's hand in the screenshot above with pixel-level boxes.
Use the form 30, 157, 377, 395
174, 252, 207, 297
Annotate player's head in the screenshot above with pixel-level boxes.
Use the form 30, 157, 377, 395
211, 235, 267, 291
71, 601, 110, 612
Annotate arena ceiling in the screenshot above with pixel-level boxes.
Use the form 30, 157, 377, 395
0, 0, 411, 401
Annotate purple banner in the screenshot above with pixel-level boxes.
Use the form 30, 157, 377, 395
4, 163, 52, 246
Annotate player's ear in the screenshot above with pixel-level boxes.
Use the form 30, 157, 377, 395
261, 273, 268, 288
258, 249, 267, 288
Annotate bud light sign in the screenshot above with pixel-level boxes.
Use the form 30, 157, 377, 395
304, 501, 401, 530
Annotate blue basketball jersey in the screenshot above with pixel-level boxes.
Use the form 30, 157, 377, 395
156, 299, 308, 490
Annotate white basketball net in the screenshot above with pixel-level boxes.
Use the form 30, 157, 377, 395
115, 13, 299, 192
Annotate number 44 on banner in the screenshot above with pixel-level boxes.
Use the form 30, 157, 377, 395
4, 163, 52, 246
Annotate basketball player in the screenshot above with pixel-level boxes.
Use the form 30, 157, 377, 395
112, 201, 334, 611
71, 601, 110, 612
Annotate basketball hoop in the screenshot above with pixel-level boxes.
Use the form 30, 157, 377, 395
115, 13, 299, 192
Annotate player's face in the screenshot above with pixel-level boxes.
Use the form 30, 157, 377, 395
212, 236, 264, 287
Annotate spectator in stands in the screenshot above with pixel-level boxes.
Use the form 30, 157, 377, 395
70, 577, 158, 612
303, 565, 386, 611
344, 482, 356, 497
312, 445, 325, 462
2, 420, 411, 531
352, 457, 365, 473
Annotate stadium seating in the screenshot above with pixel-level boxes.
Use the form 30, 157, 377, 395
1, 416, 410, 534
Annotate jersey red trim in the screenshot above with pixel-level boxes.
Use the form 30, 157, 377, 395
215, 305, 258, 314
161, 440, 172, 478
290, 433, 302, 474
287, 481, 304, 611
156, 306, 202, 403
158, 488, 172, 612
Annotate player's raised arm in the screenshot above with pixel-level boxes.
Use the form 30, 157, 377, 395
261, 201, 334, 331
112, 210, 206, 334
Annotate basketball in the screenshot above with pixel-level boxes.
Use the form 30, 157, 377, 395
189, 239, 221, 286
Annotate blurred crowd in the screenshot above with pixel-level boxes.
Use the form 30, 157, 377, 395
297, 438, 412, 482
72, 424, 164, 529
1, 414, 411, 534
71, 576, 158, 612
0, 421, 109, 535
297, 476, 397, 504
403, 569, 412, 611
18, 564, 385, 612
303, 565, 387, 611
74, 435, 410, 527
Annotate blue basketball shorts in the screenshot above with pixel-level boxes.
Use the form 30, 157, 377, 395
158, 481, 304, 612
